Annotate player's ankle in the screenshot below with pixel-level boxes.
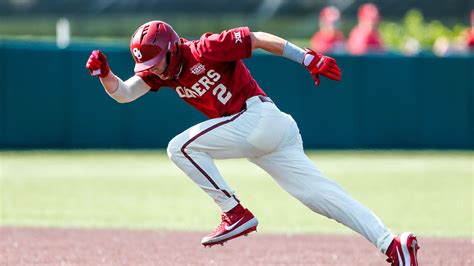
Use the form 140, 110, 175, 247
227, 203, 245, 214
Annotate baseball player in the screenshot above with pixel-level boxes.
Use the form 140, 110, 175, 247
86, 20, 419, 265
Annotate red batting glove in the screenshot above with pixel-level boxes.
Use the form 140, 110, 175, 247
85, 50, 111, 78
302, 48, 341, 87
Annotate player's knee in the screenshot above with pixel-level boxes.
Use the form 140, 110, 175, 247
167, 135, 186, 162
166, 137, 179, 159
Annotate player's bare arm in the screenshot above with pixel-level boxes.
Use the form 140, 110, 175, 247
250, 31, 342, 86
250, 32, 287, 55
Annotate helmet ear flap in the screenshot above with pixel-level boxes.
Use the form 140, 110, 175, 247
166, 42, 179, 64
161, 42, 182, 79
172, 42, 180, 56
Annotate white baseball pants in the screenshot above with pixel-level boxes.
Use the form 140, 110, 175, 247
167, 96, 394, 253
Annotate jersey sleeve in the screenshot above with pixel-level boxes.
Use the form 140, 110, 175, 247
192, 27, 253, 62
135, 71, 163, 92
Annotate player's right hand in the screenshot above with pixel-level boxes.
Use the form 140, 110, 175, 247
85, 50, 111, 78
302, 48, 341, 87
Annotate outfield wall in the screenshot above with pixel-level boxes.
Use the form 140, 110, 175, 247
0, 41, 472, 149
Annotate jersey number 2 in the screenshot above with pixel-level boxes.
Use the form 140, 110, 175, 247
212, 84, 232, 105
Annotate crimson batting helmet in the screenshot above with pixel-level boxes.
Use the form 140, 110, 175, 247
130, 20, 182, 79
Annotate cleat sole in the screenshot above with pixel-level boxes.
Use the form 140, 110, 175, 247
202, 226, 257, 247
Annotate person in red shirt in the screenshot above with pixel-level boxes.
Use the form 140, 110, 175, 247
86, 21, 419, 265
310, 6, 346, 54
466, 10, 474, 50
347, 3, 384, 55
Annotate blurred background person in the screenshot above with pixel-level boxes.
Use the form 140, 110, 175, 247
466, 10, 474, 51
347, 3, 384, 55
310, 6, 345, 54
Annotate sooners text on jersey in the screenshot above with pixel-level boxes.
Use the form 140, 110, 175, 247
175, 69, 232, 105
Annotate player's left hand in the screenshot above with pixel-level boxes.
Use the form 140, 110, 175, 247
302, 48, 341, 87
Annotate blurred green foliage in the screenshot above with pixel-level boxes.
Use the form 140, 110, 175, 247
380, 9, 467, 51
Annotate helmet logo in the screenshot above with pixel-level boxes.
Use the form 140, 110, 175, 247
133, 48, 143, 61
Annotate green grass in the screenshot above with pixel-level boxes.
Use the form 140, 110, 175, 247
0, 150, 472, 237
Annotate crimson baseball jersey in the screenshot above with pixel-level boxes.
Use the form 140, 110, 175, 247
136, 27, 266, 118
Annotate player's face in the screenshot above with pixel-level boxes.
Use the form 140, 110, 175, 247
149, 56, 169, 79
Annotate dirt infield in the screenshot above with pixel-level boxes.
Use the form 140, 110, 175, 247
1, 227, 472, 265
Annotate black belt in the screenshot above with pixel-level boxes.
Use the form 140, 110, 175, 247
241, 95, 273, 111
